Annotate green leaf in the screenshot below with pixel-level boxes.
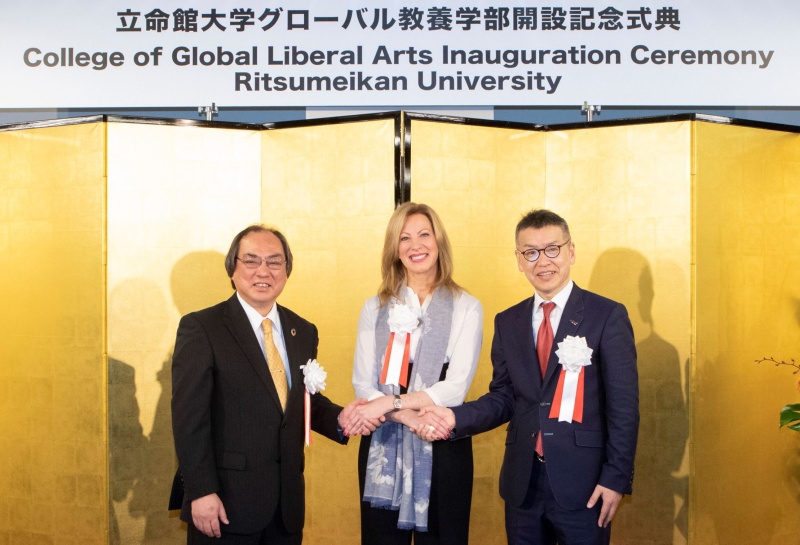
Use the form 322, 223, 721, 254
780, 403, 800, 431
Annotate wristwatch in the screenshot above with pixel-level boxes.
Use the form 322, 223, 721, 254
393, 395, 403, 410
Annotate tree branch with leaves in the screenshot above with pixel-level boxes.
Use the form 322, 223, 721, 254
755, 357, 800, 432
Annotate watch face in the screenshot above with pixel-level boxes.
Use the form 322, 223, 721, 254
394, 398, 402, 409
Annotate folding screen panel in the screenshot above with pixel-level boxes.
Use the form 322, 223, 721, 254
0, 121, 108, 545
408, 118, 548, 542
546, 121, 693, 545
105, 121, 262, 544
261, 117, 398, 544
692, 122, 800, 545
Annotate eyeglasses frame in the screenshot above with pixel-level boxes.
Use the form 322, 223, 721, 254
516, 239, 572, 263
236, 255, 287, 271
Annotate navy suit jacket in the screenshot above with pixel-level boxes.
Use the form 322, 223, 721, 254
452, 284, 638, 510
171, 294, 346, 534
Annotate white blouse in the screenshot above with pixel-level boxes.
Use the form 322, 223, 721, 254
352, 287, 483, 407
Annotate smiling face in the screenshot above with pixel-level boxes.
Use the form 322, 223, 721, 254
398, 213, 439, 282
516, 224, 575, 300
230, 230, 288, 314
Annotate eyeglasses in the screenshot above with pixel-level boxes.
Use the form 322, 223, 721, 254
516, 240, 571, 262
237, 255, 287, 270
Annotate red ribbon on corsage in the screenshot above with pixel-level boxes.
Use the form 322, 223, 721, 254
300, 359, 327, 446
548, 335, 593, 423
379, 332, 411, 388
303, 390, 313, 445
379, 302, 419, 388
549, 367, 585, 423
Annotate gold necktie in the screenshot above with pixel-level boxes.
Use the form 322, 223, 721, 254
262, 318, 288, 410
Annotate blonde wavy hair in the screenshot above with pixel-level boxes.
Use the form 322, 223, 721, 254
377, 202, 461, 305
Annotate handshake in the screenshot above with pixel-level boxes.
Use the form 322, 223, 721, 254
337, 397, 457, 442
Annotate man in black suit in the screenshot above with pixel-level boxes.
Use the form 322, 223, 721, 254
421, 209, 638, 545
171, 225, 377, 544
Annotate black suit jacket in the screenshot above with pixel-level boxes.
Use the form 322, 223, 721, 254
171, 294, 346, 534
452, 284, 638, 509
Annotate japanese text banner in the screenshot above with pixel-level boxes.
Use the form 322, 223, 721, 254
0, 0, 795, 107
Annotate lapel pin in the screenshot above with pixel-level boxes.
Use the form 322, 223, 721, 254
290, 328, 297, 336
570, 320, 579, 326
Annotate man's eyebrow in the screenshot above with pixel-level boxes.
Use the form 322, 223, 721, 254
521, 242, 557, 248
243, 252, 284, 259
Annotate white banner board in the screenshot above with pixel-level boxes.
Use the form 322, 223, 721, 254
1, 0, 796, 107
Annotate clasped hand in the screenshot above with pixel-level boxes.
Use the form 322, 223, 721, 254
340, 397, 455, 441
339, 398, 385, 436
413, 405, 455, 441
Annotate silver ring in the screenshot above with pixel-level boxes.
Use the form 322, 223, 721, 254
428, 425, 435, 431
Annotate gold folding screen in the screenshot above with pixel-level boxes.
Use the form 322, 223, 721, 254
409, 118, 693, 545
408, 116, 800, 545
1, 114, 798, 545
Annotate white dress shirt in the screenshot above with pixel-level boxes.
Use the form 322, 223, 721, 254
532, 280, 574, 349
352, 288, 483, 407
237, 293, 292, 388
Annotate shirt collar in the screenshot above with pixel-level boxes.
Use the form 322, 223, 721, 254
236, 293, 281, 331
533, 280, 574, 311
399, 283, 432, 315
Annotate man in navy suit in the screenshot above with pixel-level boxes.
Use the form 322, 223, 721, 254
420, 209, 638, 545
171, 225, 377, 544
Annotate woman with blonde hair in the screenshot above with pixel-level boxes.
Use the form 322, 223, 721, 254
344, 202, 483, 545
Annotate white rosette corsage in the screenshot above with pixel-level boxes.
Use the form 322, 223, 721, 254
301, 358, 327, 394
380, 303, 420, 387
551, 336, 593, 423
300, 359, 327, 445
388, 302, 420, 334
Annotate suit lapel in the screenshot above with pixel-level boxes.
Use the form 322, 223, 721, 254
278, 305, 305, 416
223, 295, 285, 413
513, 297, 542, 388
543, 284, 585, 387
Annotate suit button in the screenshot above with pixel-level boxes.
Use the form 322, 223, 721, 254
276, 456, 281, 463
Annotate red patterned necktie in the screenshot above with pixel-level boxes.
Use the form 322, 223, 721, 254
535, 302, 556, 457
537, 302, 555, 377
